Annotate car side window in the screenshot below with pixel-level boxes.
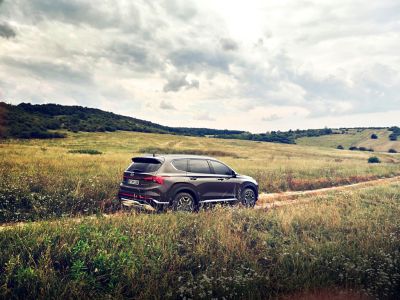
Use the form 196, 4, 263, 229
171, 159, 188, 172
209, 160, 232, 175
189, 159, 211, 174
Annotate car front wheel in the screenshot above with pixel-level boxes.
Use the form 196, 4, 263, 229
241, 188, 256, 207
172, 192, 196, 212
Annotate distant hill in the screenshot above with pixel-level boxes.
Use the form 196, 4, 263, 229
0, 102, 244, 139
2, 102, 397, 146
297, 127, 400, 153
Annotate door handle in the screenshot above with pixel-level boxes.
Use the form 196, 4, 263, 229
190, 177, 197, 180
217, 178, 224, 181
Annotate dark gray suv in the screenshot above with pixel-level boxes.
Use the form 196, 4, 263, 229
118, 154, 258, 212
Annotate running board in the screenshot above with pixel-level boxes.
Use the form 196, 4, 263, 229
200, 198, 238, 203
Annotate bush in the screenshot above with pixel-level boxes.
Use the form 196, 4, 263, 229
368, 156, 381, 164
359, 147, 367, 151
68, 149, 102, 155
389, 133, 398, 141
337, 145, 344, 150
371, 133, 378, 139
349, 146, 358, 151
388, 149, 397, 153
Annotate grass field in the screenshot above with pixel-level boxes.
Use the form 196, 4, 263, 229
1, 182, 399, 299
1, 131, 400, 222
297, 129, 400, 152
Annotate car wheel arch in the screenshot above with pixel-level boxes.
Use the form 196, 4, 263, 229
240, 183, 258, 199
168, 183, 199, 205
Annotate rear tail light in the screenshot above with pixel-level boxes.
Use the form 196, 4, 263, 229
143, 176, 165, 185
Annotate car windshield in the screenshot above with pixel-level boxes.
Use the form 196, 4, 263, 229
127, 157, 161, 173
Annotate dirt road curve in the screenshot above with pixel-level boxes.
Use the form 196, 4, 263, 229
255, 176, 400, 210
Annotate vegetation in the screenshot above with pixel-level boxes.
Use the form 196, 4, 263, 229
389, 149, 397, 154
371, 133, 378, 139
68, 149, 103, 155
368, 157, 381, 164
214, 128, 334, 144
0, 102, 244, 139
389, 126, 400, 141
297, 128, 400, 152
336, 145, 344, 150
1, 131, 399, 223
1, 183, 400, 299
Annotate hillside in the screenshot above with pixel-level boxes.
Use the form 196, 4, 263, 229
0, 102, 340, 143
297, 128, 400, 153
0, 102, 244, 139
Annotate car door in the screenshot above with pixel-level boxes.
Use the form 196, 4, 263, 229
208, 160, 237, 200
187, 158, 220, 201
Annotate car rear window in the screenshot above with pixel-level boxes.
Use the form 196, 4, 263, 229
127, 157, 162, 173
189, 159, 210, 174
171, 159, 188, 172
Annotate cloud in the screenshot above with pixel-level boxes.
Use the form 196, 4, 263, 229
0, 23, 16, 39
220, 38, 238, 51
0, 0, 399, 130
159, 100, 175, 110
163, 73, 199, 92
194, 111, 215, 121
262, 114, 281, 122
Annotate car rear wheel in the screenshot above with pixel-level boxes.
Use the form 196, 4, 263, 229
172, 192, 196, 212
241, 188, 256, 207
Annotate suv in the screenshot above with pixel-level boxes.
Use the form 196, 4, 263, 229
118, 154, 258, 212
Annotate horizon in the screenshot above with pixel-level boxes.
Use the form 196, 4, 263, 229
4, 100, 398, 134
1, 0, 400, 131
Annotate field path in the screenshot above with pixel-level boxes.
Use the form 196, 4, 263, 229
256, 175, 400, 210
1, 176, 399, 230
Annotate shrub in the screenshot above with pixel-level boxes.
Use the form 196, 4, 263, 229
68, 149, 102, 155
359, 147, 367, 151
389, 133, 397, 141
368, 156, 381, 164
370, 133, 378, 139
337, 145, 344, 150
349, 146, 358, 151
388, 149, 397, 153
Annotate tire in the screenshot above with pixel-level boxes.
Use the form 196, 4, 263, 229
172, 192, 197, 212
241, 188, 256, 207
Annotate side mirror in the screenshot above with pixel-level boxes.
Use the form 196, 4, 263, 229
231, 170, 237, 177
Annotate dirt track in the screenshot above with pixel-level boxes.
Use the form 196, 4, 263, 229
256, 175, 400, 210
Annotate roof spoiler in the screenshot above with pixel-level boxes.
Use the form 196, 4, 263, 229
131, 156, 163, 163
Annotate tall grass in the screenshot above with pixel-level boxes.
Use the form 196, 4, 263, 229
0, 131, 399, 222
1, 183, 399, 299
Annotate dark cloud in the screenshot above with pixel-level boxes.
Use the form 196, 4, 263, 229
0, 22, 16, 39
109, 42, 163, 73
163, 0, 197, 21
220, 38, 238, 51
8, 0, 141, 30
159, 100, 175, 110
1, 57, 93, 85
163, 73, 199, 92
169, 48, 231, 73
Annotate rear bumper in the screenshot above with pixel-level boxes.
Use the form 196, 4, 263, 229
118, 186, 169, 209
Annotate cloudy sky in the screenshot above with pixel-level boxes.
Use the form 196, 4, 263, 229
0, 0, 399, 132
